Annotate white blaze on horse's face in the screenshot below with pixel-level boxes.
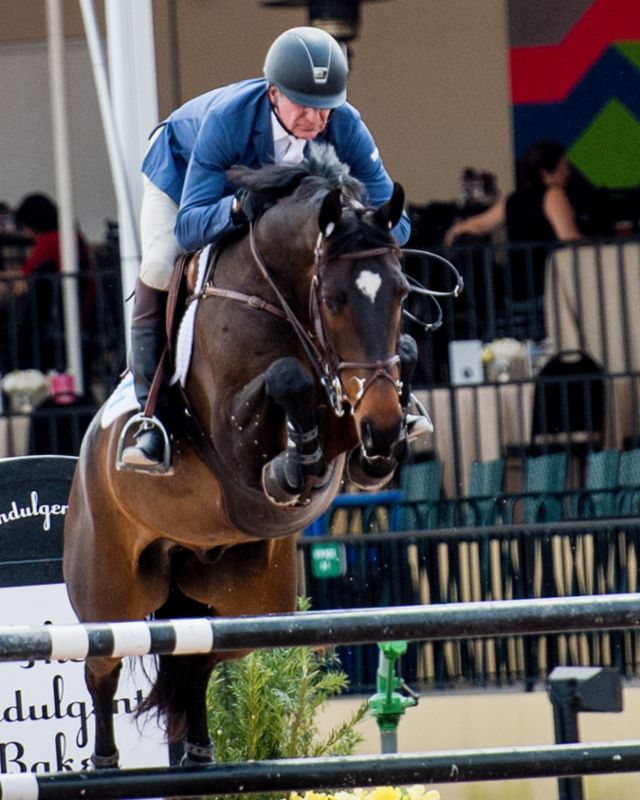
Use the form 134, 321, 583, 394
350, 376, 367, 406
356, 270, 382, 303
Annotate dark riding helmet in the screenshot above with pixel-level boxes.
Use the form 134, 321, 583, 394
264, 27, 348, 109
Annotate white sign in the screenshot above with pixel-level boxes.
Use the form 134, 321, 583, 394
0, 583, 168, 775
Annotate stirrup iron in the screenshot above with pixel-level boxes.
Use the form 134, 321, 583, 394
404, 393, 434, 443
116, 412, 172, 473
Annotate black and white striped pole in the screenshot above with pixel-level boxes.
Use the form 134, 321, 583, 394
1, 594, 640, 663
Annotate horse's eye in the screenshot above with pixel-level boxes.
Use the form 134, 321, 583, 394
322, 293, 346, 315
395, 278, 410, 301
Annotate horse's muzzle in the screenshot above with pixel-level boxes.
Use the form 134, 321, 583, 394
359, 417, 404, 460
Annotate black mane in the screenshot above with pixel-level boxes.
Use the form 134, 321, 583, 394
227, 141, 363, 205
226, 142, 398, 255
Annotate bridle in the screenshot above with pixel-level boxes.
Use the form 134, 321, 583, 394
247, 223, 402, 417
194, 207, 464, 418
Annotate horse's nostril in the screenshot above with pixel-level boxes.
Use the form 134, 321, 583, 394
362, 420, 374, 452
360, 417, 402, 458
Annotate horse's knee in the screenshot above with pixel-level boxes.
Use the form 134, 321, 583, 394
266, 357, 313, 407
86, 658, 122, 692
263, 357, 326, 506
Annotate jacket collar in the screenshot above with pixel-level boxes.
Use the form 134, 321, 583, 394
253, 92, 276, 165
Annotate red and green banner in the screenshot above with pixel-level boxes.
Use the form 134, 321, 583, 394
509, 0, 640, 188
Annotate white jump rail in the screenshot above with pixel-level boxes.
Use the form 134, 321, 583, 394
0, 594, 639, 662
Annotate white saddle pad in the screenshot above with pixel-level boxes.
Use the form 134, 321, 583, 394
171, 244, 211, 387
100, 372, 137, 429
100, 245, 211, 430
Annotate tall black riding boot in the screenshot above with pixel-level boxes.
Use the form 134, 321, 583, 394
399, 333, 433, 442
119, 281, 171, 471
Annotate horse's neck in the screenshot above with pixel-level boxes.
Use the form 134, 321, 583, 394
221, 226, 314, 317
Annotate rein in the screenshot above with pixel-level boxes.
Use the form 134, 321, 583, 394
309, 242, 401, 414
400, 248, 464, 331
188, 217, 462, 417
246, 222, 401, 416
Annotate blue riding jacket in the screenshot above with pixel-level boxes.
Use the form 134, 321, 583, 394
141, 78, 411, 249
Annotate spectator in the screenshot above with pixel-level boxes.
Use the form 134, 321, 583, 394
444, 142, 581, 247
444, 142, 582, 339
9, 193, 95, 379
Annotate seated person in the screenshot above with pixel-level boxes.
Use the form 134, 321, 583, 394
13, 192, 93, 280
444, 142, 582, 339
8, 193, 95, 375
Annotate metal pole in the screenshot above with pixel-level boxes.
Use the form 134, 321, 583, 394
549, 681, 584, 800
78, 0, 139, 257
105, 0, 159, 338
1, 594, 640, 662
79, 0, 159, 342
1, 742, 640, 798
45, 0, 84, 394
209, 593, 640, 653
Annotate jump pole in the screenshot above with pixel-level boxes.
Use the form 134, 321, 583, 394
0, 594, 639, 662
1, 743, 640, 799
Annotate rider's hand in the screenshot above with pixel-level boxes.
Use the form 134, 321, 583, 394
231, 189, 259, 225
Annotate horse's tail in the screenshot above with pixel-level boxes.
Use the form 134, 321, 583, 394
136, 588, 216, 742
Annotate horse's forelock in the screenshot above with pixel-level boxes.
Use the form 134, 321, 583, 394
324, 204, 398, 260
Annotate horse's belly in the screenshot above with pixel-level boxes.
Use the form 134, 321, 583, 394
172, 537, 298, 616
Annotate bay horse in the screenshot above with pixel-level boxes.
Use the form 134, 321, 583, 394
63, 143, 414, 770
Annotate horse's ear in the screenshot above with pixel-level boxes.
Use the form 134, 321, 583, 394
318, 188, 342, 236
373, 182, 405, 232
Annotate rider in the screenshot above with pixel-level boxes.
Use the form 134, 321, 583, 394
121, 26, 430, 471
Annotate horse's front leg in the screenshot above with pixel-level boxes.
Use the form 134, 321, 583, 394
262, 357, 327, 506
86, 658, 122, 769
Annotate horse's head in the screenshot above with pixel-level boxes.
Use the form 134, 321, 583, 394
311, 179, 409, 459
228, 144, 410, 461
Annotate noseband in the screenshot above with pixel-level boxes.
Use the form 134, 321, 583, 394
248, 223, 402, 417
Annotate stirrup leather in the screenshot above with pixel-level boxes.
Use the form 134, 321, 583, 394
116, 412, 172, 473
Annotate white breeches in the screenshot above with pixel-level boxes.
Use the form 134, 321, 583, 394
139, 176, 184, 291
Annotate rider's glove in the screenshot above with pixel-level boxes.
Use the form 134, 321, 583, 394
231, 189, 259, 226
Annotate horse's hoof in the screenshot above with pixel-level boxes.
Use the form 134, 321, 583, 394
91, 750, 120, 769
180, 740, 215, 766
262, 457, 302, 507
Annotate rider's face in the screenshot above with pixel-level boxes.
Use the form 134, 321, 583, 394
268, 87, 331, 139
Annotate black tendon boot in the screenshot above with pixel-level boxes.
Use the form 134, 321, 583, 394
399, 334, 433, 443
119, 281, 171, 472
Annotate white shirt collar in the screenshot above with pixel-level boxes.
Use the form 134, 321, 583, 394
270, 111, 306, 165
